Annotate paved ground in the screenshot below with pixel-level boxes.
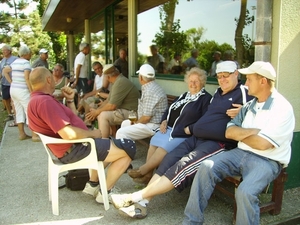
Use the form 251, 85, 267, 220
0, 123, 300, 225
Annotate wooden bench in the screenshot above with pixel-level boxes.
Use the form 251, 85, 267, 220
136, 93, 287, 221
215, 168, 288, 224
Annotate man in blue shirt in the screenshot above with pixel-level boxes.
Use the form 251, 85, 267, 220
110, 61, 253, 219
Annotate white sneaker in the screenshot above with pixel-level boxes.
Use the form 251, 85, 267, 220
82, 182, 99, 197
96, 186, 120, 204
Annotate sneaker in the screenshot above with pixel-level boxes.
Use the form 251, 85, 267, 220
118, 202, 148, 219
82, 182, 99, 197
111, 193, 134, 209
96, 186, 120, 204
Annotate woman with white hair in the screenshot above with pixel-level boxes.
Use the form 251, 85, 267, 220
2, 45, 40, 141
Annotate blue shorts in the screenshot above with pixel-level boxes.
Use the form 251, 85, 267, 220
59, 138, 110, 164
1, 85, 11, 100
150, 127, 187, 153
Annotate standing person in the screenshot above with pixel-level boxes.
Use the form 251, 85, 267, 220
109, 61, 253, 219
127, 67, 212, 184
85, 64, 140, 138
115, 64, 168, 141
147, 45, 165, 73
2, 46, 40, 141
182, 49, 199, 71
209, 51, 223, 77
27, 67, 136, 204
0, 44, 18, 122
183, 61, 295, 225
31, 48, 49, 69
114, 48, 128, 78
72, 43, 90, 94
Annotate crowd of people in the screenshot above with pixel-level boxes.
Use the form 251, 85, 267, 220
0, 42, 295, 225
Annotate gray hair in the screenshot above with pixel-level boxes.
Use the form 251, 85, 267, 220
184, 67, 207, 87
55, 63, 64, 71
18, 46, 31, 57
92, 61, 103, 68
139, 75, 155, 82
2, 44, 12, 52
79, 43, 89, 51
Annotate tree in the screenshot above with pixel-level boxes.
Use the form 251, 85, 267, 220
36, 0, 68, 68
234, 0, 254, 67
153, 0, 188, 63
196, 40, 233, 72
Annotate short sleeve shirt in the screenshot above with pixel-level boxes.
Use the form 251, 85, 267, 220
28, 92, 88, 158
227, 90, 295, 166
138, 81, 168, 124
74, 52, 88, 78
108, 75, 140, 110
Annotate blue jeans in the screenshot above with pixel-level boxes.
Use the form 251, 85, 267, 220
182, 148, 281, 225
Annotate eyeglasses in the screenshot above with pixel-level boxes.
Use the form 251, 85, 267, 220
216, 72, 234, 79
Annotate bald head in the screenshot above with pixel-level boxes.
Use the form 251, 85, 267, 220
30, 67, 53, 91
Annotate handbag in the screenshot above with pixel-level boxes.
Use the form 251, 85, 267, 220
65, 169, 90, 191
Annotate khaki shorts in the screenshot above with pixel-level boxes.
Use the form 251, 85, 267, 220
104, 109, 130, 125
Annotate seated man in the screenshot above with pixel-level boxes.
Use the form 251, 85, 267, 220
115, 64, 168, 140
183, 61, 295, 225
27, 67, 136, 204
85, 64, 140, 138
109, 61, 253, 219
78, 61, 110, 119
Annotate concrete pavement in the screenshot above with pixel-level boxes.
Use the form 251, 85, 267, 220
0, 123, 299, 225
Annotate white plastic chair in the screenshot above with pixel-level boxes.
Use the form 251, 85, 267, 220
35, 132, 109, 215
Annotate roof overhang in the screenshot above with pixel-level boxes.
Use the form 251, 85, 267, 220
42, 0, 169, 34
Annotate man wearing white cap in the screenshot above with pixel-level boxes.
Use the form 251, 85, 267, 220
110, 61, 253, 219
32, 48, 49, 69
115, 64, 168, 140
85, 64, 140, 139
183, 61, 295, 225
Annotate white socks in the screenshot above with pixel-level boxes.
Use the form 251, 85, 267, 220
132, 190, 143, 202
131, 190, 149, 207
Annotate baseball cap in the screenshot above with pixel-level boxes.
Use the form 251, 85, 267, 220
109, 136, 136, 160
136, 64, 155, 78
238, 61, 276, 81
39, 48, 48, 54
103, 64, 116, 75
216, 61, 237, 73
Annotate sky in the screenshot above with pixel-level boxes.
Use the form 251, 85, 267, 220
137, 0, 257, 55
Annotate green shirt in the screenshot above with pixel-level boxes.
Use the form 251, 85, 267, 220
108, 74, 140, 110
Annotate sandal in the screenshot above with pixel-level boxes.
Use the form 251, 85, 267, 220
19, 135, 32, 141
8, 121, 18, 127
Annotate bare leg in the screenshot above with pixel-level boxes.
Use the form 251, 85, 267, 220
18, 123, 29, 139
139, 147, 167, 175
3, 99, 12, 115
88, 141, 132, 190
141, 175, 174, 201
98, 111, 111, 138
